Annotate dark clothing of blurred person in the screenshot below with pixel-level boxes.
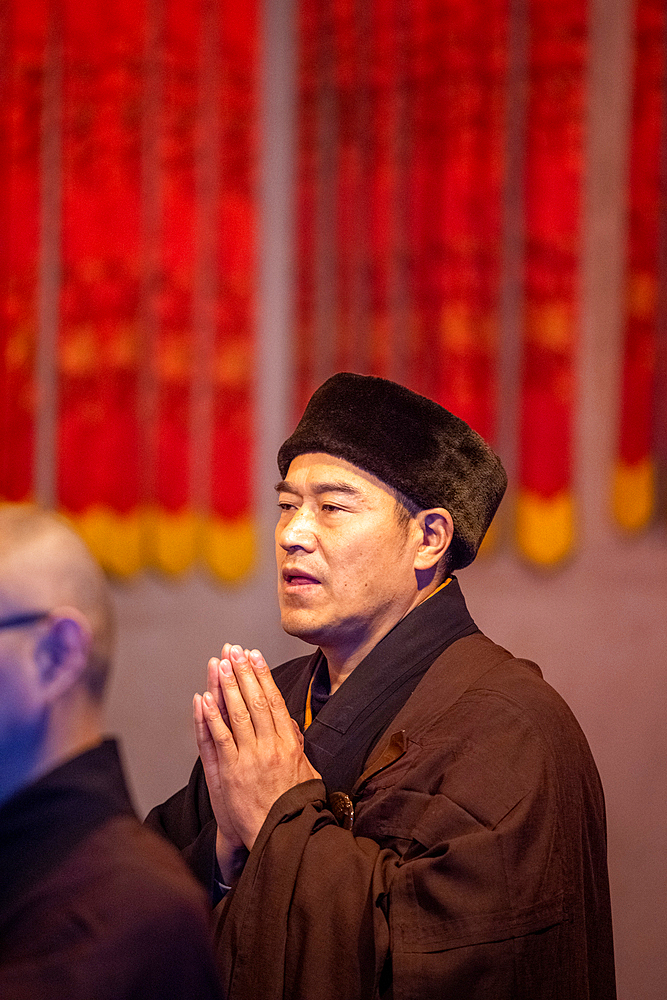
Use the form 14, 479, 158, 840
0, 741, 222, 1000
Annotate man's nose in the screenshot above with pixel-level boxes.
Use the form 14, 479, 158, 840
277, 506, 317, 551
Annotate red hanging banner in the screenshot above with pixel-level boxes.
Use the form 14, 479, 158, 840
146, 0, 201, 575
295, 0, 319, 418
0, 0, 47, 503
57, 0, 146, 574
332, 0, 372, 377
332, 0, 355, 375
204, 0, 259, 580
431, 0, 507, 444
407, 0, 442, 397
614, 0, 667, 531
517, 0, 587, 565
368, 0, 403, 382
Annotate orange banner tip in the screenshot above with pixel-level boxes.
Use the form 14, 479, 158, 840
71, 507, 144, 577
145, 507, 198, 576
203, 516, 256, 583
613, 458, 654, 532
516, 490, 575, 566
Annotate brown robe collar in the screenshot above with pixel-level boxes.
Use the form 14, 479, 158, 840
296, 576, 478, 793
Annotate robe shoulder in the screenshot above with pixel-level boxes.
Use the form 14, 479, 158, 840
0, 815, 223, 1000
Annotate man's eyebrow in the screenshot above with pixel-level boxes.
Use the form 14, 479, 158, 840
275, 480, 299, 495
275, 479, 365, 498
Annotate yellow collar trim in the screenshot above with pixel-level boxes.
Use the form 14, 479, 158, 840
304, 675, 315, 730
423, 577, 452, 601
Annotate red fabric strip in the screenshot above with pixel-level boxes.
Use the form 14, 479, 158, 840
406, 0, 441, 397
153, 0, 200, 516
431, 0, 507, 441
0, 0, 47, 502
519, 0, 587, 500
209, 0, 258, 522
405, 0, 506, 432
368, 0, 402, 382
295, 0, 319, 419
618, 0, 666, 469
333, 0, 360, 375
57, 0, 146, 516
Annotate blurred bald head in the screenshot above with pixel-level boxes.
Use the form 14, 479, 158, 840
0, 504, 114, 701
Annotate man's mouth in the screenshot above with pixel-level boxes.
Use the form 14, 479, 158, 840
282, 568, 320, 586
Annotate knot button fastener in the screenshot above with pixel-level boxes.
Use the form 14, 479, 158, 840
327, 791, 355, 830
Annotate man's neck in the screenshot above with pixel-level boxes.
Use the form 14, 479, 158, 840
323, 640, 379, 695
322, 578, 450, 694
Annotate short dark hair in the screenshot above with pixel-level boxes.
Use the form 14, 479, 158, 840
392, 490, 421, 532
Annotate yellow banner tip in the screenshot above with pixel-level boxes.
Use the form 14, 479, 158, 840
516, 490, 575, 566
613, 459, 654, 532
203, 516, 256, 582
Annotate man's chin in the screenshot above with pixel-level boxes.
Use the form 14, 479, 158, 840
279, 611, 325, 646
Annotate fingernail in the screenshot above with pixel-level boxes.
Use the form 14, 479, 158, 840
230, 645, 243, 661
220, 658, 233, 676
249, 649, 264, 667
203, 692, 214, 707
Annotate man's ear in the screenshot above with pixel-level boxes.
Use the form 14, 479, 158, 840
33, 611, 91, 702
413, 508, 454, 572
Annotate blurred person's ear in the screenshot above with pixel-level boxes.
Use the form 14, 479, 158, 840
34, 610, 92, 702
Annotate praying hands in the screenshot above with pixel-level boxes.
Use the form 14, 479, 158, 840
193, 643, 320, 882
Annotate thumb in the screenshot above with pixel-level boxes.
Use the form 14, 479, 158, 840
291, 717, 305, 748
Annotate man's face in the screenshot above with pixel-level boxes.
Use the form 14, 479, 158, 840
275, 453, 423, 661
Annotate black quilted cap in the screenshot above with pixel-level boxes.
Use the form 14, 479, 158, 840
278, 372, 507, 571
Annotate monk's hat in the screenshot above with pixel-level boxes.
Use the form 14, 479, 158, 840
277, 372, 507, 570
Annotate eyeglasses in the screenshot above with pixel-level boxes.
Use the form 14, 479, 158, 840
0, 611, 50, 631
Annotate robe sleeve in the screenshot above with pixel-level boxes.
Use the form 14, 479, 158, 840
212, 779, 394, 1000
144, 758, 220, 897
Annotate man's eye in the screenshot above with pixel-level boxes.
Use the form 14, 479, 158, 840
278, 501, 297, 511
321, 504, 341, 512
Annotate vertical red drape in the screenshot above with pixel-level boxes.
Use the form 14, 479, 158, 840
614, 0, 667, 532
147, 0, 200, 575
203, 0, 258, 580
332, 0, 358, 376
369, 0, 404, 383
0, 0, 47, 503
421, 0, 507, 444
408, 0, 444, 397
516, 0, 587, 565
57, 0, 146, 574
294, 0, 318, 418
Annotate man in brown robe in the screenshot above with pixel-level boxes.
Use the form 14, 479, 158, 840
148, 373, 616, 999
0, 505, 223, 1000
